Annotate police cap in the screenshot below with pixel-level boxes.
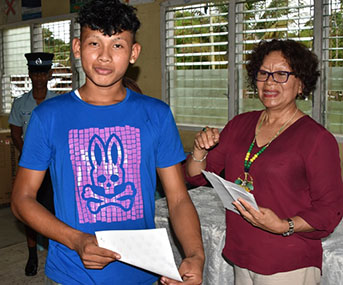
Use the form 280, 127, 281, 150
25, 52, 54, 73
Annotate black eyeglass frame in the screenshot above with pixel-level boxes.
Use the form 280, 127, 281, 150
255, 70, 296, 83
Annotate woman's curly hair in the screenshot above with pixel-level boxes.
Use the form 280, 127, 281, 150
246, 39, 320, 97
77, 0, 140, 40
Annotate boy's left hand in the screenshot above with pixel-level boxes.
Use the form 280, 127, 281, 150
160, 255, 203, 285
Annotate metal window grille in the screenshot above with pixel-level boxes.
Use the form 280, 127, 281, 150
322, 0, 343, 134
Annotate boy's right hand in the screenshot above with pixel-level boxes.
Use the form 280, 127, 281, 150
74, 233, 121, 269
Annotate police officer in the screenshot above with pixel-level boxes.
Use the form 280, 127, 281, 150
8, 52, 58, 276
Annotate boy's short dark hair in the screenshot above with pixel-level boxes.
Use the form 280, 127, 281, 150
77, 0, 140, 40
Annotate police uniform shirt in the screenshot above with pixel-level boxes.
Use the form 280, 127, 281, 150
8, 90, 59, 139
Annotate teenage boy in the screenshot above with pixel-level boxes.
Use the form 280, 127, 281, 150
9, 52, 57, 276
11, 1, 204, 284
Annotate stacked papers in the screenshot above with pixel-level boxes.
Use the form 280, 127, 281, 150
202, 170, 259, 213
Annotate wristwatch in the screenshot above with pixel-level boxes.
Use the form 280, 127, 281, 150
282, 218, 295, 237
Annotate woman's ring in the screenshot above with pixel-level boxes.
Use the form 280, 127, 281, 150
202, 127, 207, 132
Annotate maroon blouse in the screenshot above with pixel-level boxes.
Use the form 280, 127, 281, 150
186, 111, 343, 274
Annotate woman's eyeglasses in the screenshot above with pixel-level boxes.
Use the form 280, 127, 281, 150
256, 70, 295, 83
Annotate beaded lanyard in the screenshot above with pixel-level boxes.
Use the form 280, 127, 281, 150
235, 109, 298, 192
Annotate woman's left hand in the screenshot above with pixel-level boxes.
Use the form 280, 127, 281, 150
233, 198, 288, 234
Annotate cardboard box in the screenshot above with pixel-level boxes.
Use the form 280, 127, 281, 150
0, 130, 19, 206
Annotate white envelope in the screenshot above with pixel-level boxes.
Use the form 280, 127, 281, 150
95, 228, 183, 282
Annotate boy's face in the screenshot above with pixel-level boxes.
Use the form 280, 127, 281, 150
72, 27, 141, 89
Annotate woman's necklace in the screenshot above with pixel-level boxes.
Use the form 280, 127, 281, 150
234, 108, 298, 192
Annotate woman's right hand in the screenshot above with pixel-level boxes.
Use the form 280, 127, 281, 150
192, 126, 220, 157
186, 126, 220, 177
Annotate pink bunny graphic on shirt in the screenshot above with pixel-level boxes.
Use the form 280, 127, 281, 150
82, 133, 137, 214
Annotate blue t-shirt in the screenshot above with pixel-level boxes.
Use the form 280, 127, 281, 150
20, 89, 185, 284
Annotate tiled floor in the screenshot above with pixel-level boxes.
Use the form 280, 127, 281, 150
0, 206, 47, 284
0, 205, 26, 247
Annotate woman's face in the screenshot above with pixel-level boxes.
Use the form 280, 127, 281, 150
256, 50, 303, 111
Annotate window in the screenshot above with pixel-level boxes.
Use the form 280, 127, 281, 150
39, 20, 73, 94
0, 18, 75, 114
323, 0, 343, 135
1, 27, 31, 113
163, 2, 229, 128
162, 0, 343, 136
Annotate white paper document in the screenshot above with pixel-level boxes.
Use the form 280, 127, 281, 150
95, 228, 182, 282
202, 170, 259, 213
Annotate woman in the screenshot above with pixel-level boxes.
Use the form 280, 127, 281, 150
185, 39, 343, 285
